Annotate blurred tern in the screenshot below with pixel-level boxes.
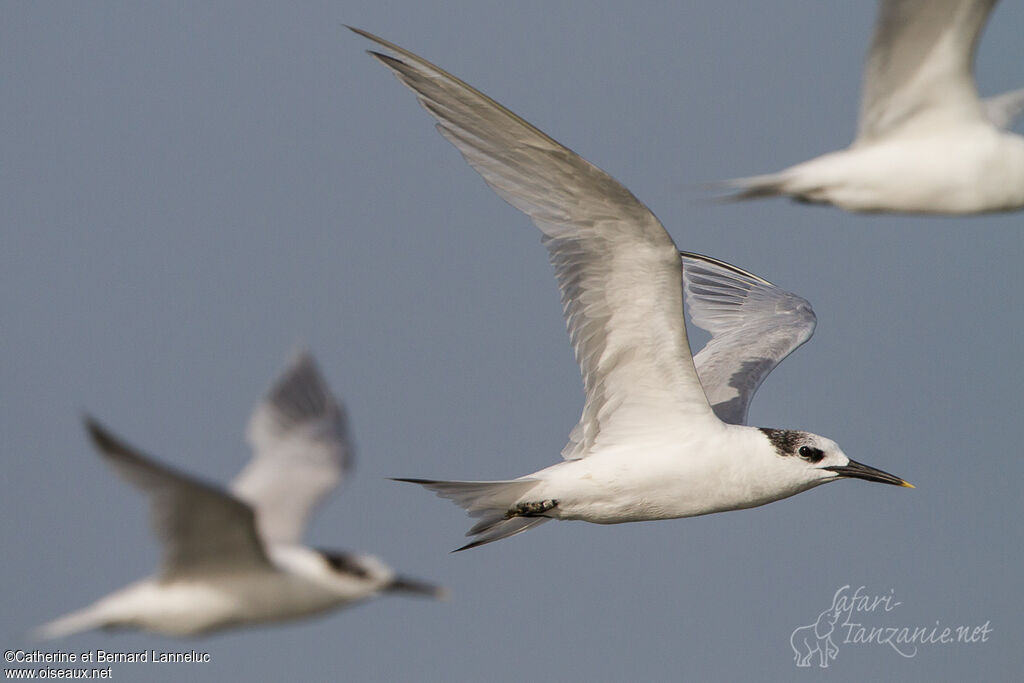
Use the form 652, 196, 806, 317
350, 27, 912, 551
726, 0, 1024, 214
35, 351, 444, 639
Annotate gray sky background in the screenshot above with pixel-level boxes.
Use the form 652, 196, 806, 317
3, 1, 1022, 681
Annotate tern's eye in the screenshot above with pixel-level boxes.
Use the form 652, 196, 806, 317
798, 445, 824, 463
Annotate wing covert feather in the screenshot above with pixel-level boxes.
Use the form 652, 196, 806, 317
84, 417, 272, 581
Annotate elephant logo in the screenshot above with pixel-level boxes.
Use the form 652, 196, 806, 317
790, 606, 842, 668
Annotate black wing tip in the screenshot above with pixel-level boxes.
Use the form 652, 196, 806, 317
265, 350, 343, 423
80, 415, 150, 467
81, 414, 119, 451
81, 412, 100, 431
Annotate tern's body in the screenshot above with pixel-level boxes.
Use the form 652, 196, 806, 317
727, 0, 1024, 214
56, 546, 396, 637
35, 352, 442, 639
352, 28, 911, 551
486, 426, 828, 525
745, 122, 1024, 214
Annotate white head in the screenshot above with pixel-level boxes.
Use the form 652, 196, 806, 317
758, 428, 912, 493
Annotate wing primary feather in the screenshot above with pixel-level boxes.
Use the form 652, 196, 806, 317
353, 27, 720, 462
232, 351, 352, 545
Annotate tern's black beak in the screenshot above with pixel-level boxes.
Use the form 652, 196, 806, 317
386, 576, 448, 600
824, 459, 914, 488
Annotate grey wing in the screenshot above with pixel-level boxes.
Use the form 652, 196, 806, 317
856, 0, 996, 142
352, 28, 719, 461
681, 253, 816, 426
231, 351, 352, 544
83, 417, 273, 581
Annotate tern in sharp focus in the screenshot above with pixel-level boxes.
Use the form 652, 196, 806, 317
725, 0, 1024, 214
350, 27, 912, 552
35, 351, 444, 639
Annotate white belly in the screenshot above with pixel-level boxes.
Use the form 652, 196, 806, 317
95, 573, 348, 636
526, 449, 796, 524
789, 126, 1024, 214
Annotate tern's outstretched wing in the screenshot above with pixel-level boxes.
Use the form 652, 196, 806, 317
84, 417, 272, 581
856, 0, 996, 142
231, 351, 352, 544
351, 27, 719, 461
681, 253, 816, 426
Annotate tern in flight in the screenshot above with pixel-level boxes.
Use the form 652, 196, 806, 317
350, 27, 912, 551
35, 351, 444, 638
725, 0, 1024, 214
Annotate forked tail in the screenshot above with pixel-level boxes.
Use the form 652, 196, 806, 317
393, 478, 548, 551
